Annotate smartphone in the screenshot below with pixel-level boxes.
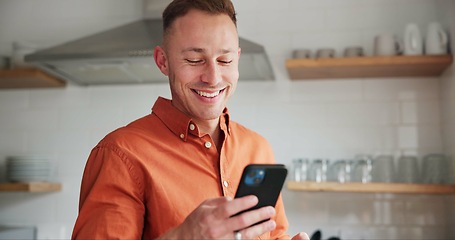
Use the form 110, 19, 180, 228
233, 164, 288, 222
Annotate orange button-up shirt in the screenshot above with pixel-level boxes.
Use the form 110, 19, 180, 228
72, 97, 290, 239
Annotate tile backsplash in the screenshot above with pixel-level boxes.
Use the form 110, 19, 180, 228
1, 0, 454, 239
0, 77, 449, 239
284, 191, 450, 239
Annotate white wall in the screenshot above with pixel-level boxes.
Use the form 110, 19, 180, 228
0, 0, 453, 239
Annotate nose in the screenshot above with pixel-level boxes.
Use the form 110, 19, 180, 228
201, 61, 222, 85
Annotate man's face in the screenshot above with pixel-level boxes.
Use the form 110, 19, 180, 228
159, 9, 240, 122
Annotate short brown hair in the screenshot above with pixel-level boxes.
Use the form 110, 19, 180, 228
162, 0, 237, 37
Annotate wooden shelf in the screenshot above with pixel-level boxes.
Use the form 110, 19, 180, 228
0, 68, 66, 89
286, 55, 453, 80
287, 181, 455, 194
0, 182, 62, 192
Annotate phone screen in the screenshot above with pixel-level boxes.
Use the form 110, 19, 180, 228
233, 164, 288, 218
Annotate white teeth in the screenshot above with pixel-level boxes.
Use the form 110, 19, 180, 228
196, 90, 220, 98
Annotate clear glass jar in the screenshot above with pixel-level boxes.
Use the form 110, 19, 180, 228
292, 158, 308, 182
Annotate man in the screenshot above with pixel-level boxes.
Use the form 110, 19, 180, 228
72, 0, 309, 239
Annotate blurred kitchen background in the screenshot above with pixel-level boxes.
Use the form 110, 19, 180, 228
0, 0, 454, 239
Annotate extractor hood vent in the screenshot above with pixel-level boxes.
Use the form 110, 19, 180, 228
25, 5, 275, 86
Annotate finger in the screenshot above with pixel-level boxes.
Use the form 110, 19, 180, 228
233, 231, 242, 240
228, 205, 276, 232
203, 196, 231, 207
240, 219, 276, 239
212, 195, 258, 219
292, 232, 310, 240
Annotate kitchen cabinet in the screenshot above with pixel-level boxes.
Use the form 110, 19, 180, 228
0, 182, 62, 192
287, 181, 455, 194
286, 54, 453, 80
0, 68, 66, 89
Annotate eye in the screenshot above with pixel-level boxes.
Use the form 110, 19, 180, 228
218, 60, 233, 65
186, 59, 203, 65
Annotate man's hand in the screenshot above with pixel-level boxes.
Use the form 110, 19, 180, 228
292, 232, 310, 240
158, 195, 277, 239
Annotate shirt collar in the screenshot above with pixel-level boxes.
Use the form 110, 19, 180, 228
152, 97, 231, 141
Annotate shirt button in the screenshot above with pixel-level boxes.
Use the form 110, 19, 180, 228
189, 124, 195, 131
223, 180, 229, 188
204, 142, 212, 148
180, 134, 184, 139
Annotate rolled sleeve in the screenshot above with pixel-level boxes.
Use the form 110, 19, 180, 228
72, 145, 145, 239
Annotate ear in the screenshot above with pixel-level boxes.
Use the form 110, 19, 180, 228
153, 46, 169, 76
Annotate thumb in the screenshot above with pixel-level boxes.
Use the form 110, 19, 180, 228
292, 232, 310, 240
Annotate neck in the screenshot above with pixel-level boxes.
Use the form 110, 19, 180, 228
194, 118, 219, 138
194, 118, 223, 152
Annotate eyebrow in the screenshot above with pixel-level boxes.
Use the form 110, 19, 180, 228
181, 47, 234, 54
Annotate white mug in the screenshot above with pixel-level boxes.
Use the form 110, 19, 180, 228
11, 41, 38, 68
403, 23, 423, 55
374, 34, 403, 56
425, 22, 448, 55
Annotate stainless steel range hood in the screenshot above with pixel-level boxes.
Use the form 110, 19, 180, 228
25, 1, 274, 86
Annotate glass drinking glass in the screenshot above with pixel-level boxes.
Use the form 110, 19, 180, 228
396, 155, 419, 183
309, 159, 328, 182
351, 155, 372, 183
328, 159, 351, 183
422, 154, 449, 184
371, 155, 395, 183
292, 158, 309, 182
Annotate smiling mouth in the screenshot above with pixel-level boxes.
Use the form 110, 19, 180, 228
194, 88, 225, 98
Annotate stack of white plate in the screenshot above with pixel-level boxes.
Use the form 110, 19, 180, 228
6, 156, 51, 182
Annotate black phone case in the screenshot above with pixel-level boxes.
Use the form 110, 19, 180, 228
234, 164, 288, 216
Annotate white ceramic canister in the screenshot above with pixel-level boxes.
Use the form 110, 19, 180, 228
425, 22, 448, 55
403, 23, 423, 55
